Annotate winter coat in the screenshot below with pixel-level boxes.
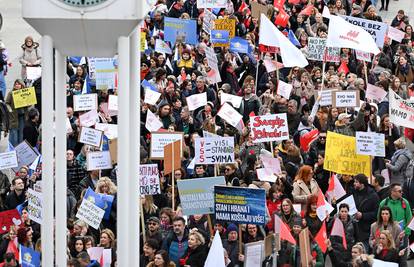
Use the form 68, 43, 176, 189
292, 178, 319, 211
379, 197, 412, 235
179, 244, 207, 267
162, 229, 189, 266
146, 262, 176, 267
369, 221, 402, 249
374, 247, 399, 263
386, 148, 412, 185
353, 186, 380, 242
19, 42, 41, 79
239, 95, 261, 123
5, 91, 28, 129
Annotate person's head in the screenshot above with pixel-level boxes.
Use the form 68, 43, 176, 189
174, 168, 186, 180
66, 149, 75, 162
172, 217, 186, 235
12, 177, 24, 191
306, 195, 318, 214
17, 227, 33, 245
372, 174, 385, 189
378, 206, 393, 225
337, 113, 351, 124
195, 164, 206, 175
159, 207, 174, 225
13, 79, 25, 90
76, 66, 84, 77
28, 108, 40, 122
99, 229, 115, 248
73, 220, 88, 236
353, 174, 368, 191
394, 137, 406, 149
295, 165, 314, 183
292, 216, 303, 235
77, 251, 91, 267
188, 230, 205, 249
18, 166, 29, 178
378, 230, 395, 249
143, 239, 159, 258
247, 224, 258, 237
67, 258, 81, 267
224, 163, 236, 176
390, 183, 403, 200
287, 100, 298, 114
3, 253, 18, 267
338, 203, 350, 221
147, 216, 160, 232
83, 236, 95, 249
154, 250, 170, 267
95, 177, 117, 195
226, 223, 238, 241
72, 237, 85, 254
196, 76, 206, 90
158, 102, 171, 117
351, 242, 365, 259
281, 198, 294, 215
24, 36, 34, 47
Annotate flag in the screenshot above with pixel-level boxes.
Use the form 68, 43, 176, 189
6, 238, 19, 261
314, 221, 328, 253
204, 231, 226, 267
100, 248, 112, 267
28, 154, 42, 177
326, 15, 380, 55
288, 30, 300, 46
82, 74, 92, 94
274, 214, 296, 244
274, 8, 290, 28
330, 217, 347, 249
84, 187, 113, 221
145, 109, 163, 132
259, 14, 308, 68
322, 6, 331, 19
316, 189, 333, 221
141, 79, 157, 92
186, 157, 196, 176
300, 129, 319, 152
7, 141, 15, 152
20, 245, 41, 267
235, 119, 245, 134
238, 1, 251, 15
273, 0, 285, 9
326, 174, 346, 202
337, 61, 349, 75
299, 5, 314, 16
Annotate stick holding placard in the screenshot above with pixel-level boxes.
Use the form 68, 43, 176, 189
140, 199, 146, 243
207, 214, 214, 237
239, 226, 243, 256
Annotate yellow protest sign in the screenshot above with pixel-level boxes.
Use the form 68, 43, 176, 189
140, 31, 146, 52
324, 131, 371, 177
12, 87, 37, 109
214, 18, 236, 47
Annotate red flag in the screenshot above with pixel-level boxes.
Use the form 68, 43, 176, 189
337, 61, 349, 75
299, 5, 314, 16
326, 174, 346, 202
331, 217, 347, 249
275, 9, 290, 28
0, 209, 21, 234
314, 222, 328, 253
274, 214, 296, 244
238, 1, 251, 15
274, 0, 286, 9
327, 173, 335, 192
6, 238, 19, 261
288, 0, 300, 4
299, 129, 319, 152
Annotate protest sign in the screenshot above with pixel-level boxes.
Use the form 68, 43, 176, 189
95, 123, 118, 140
79, 109, 98, 127
355, 50, 371, 62
261, 156, 282, 174
333, 90, 360, 108
14, 140, 39, 172
213, 18, 236, 47
108, 139, 117, 164
164, 140, 181, 175
251, 2, 270, 18
337, 195, 358, 215
202, 9, 216, 34
217, 103, 243, 127
388, 26, 405, 43
221, 92, 242, 108
277, 80, 292, 99
87, 57, 96, 80
187, 92, 207, 111
0, 151, 18, 170
21, 245, 41, 267
307, 37, 326, 61
245, 241, 264, 267
12, 87, 37, 109
140, 31, 147, 52
324, 131, 371, 177
177, 176, 226, 215
79, 127, 103, 147
325, 47, 341, 62
108, 95, 118, 111
250, 114, 289, 143
318, 89, 336, 106
73, 93, 97, 112
27, 188, 42, 224
214, 186, 266, 225
0, 209, 21, 234
83, 187, 113, 220
299, 228, 312, 267
86, 151, 112, 171
164, 17, 197, 45
144, 87, 161, 105
95, 58, 116, 90
373, 259, 398, 267
389, 90, 414, 129
211, 30, 230, 44
356, 131, 385, 157
205, 47, 221, 84
76, 199, 105, 229
139, 164, 161, 195
194, 137, 235, 164
256, 168, 278, 182
150, 132, 183, 159
26, 67, 42, 80
343, 15, 388, 48
229, 37, 249, 54
145, 109, 163, 132
263, 59, 283, 73
66, 117, 73, 134
197, 0, 227, 8
366, 84, 386, 102
155, 39, 172, 54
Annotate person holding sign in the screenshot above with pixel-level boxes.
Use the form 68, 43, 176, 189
292, 165, 320, 211
5, 79, 28, 146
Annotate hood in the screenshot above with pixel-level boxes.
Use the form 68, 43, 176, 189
21, 42, 39, 50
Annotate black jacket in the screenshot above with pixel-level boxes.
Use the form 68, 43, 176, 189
23, 120, 39, 148
180, 244, 208, 267
5, 190, 26, 210
353, 186, 380, 242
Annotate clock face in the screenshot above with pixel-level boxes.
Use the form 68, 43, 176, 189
57, 0, 108, 7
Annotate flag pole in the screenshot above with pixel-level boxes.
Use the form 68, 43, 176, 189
172, 145, 175, 211
321, 48, 327, 92
363, 61, 369, 89
207, 214, 214, 238
255, 52, 262, 95
140, 199, 147, 243
238, 225, 243, 256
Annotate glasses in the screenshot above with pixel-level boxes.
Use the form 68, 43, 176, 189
319, 136, 326, 139
148, 222, 158, 226
225, 168, 231, 171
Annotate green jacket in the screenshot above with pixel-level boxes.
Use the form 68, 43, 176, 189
291, 242, 324, 267
379, 197, 412, 235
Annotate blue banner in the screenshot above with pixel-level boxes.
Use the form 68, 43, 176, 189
164, 17, 198, 45
214, 186, 266, 225
21, 245, 41, 267
229, 37, 249, 54
210, 30, 230, 44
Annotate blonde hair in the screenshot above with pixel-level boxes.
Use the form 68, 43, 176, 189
99, 229, 116, 248
95, 177, 117, 195
394, 137, 406, 149
189, 229, 205, 246
380, 230, 395, 249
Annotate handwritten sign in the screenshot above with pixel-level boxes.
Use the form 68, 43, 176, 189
250, 114, 289, 143
356, 131, 385, 157
139, 164, 161, 195
12, 87, 37, 108
325, 47, 341, 63
366, 84, 386, 102
0, 151, 18, 170
214, 19, 236, 47
79, 127, 103, 147
14, 140, 39, 172
333, 90, 360, 108
86, 151, 113, 171
76, 199, 105, 229
356, 50, 371, 62
95, 123, 118, 140
318, 90, 337, 106
73, 93, 97, 112
202, 9, 216, 34
389, 90, 414, 129
195, 137, 235, 164
0, 209, 21, 234
307, 37, 326, 61
27, 188, 42, 224
79, 109, 99, 127
150, 132, 183, 159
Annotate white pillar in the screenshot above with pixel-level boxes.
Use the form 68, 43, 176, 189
117, 36, 131, 267
55, 50, 67, 267
129, 29, 140, 266
41, 35, 54, 267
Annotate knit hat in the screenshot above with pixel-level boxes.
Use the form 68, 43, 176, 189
292, 216, 302, 227
227, 223, 238, 233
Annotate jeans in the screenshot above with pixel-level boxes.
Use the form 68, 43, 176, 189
9, 114, 25, 146
0, 70, 5, 100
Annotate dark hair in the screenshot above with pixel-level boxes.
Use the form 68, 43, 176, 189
378, 206, 394, 225
338, 203, 350, 211
354, 174, 368, 187
69, 236, 85, 258
28, 108, 39, 120
155, 250, 170, 267
374, 174, 385, 187
144, 238, 159, 250
17, 227, 31, 246
390, 183, 401, 190
11, 177, 23, 186
67, 258, 81, 267
172, 216, 186, 225
77, 251, 91, 262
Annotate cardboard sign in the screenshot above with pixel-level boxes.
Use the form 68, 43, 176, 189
389, 90, 414, 129
187, 92, 207, 111
95, 123, 118, 140
221, 92, 242, 108
318, 89, 337, 106
250, 114, 289, 143
164, 17, 197, 45
79, 109, 99, 127
214, 186, 266, 225
197, 0, 227, 8
343, 15, 388, 48
73, 93, 98, 112
177, 176, 226, 215
14, 140, 39, 172
251, 2, 271, 19
0, 209, 21, 234
150, 132, 183, 159
108, 95, 118, 111
366, 84, 386, 102
79, 127, 103, 147
86, 151, 113, 171
202, 8, 216, 34
139, 164, 161, 195
213, 19, 236, 47
299, 228, 312, 267
108, 139, 117, 164
307, 37, 326, 61
356, 131, 385, 157
26, 67, 42, 80
324, 131, 371, 177
27, 188, 42, 224
194, 137, 235, 164
0, 151, 18, 170
217, 102, 243, 128
164, 140, 181, 175
245, 241, 264, 267
76, 199, 105, 229
12, 87, 37, 108
333, 90, 360, 108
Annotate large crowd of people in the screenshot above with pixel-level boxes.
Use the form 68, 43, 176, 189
1, 0, 414, 266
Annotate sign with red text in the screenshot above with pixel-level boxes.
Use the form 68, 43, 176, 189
389, 90, 414, 129
194, 137, 235, 164
250, 114, 289, 143
139, 164, 161, 195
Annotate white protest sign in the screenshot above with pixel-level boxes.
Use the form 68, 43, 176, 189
187, 92, 207, 111
277, 80, 292, 99
14, 141, 39, 172
0, 151, 18, 170
73, 94, 97, 112
337, 195, 358, 215
250, 114, 289, 143
150, 132, 183, 159
408, 217, 414, 231
366, 84, 386, 103
202, 8, 217, 34
145, 109, 163, 132
205, 47, 221, 84
388, 26, 405, 43
26, 67, 42, 80
307, 37, 326, 61
318, 90, 336, 106
194, 137, 235, 164
263, 59, 283, 73
86, 151, 112, 171
66, 118, 73, 134
217, 102, 243, 127
27, 188, 42, 224
333, 90, 360, 108
87, 247, 104, 261
79, 127, 103, 147
261, 156, 281, 174
389, 90, 414, 129
144, 88, 161, 105
221, 92, 242, 108
356, 131, 385, 157
139, 164, 161, 195
197, 0, 227, 8
79, 109, 99, 127
76, 199, 105, 229
373, 259, 398, 267
343, 15, 388, 48
95, 123, 118, 140
293, 204, 301, 214
355, 50, 371, 62
108, 95, 118, 111
325, 47, 341, 63
256, 168, 278, 182
245, 241, 264, 267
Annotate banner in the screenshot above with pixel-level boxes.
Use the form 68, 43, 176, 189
211, 30, 230, 44
342, 15, 388, 48
356, 131, 385, 157
95, 58, 116, 90
245, 241, 264, 267
177, 176, 226, 215
86, 151, 113, 171
139, 164, 161, 195
307, 37, 326, 61
73, 93, 97, 112
202, 9, 216, 34
0, 151, 18, 170
150, 132, 183, 159
194, 137, 235, 164
366, 84, 386, 102
250, 114, 289, 143
12, 87, 37, 109
251, 2, 270, 18
389, 90, 414, 129
76, 198, 105, 229
164, 17, 197, 45
324, 131, 371, 177
214, 186, 266, 225
333, 90, 360, 108
214, 18, 236, 47
27, 188, 42, 224
79, 127, 103, 147
197, 0, 227, 8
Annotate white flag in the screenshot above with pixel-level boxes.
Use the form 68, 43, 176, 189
277, 80, 292, 99
145, 110, 163, 132
220, 92, 242, 108
144, 88, 161, 105
326, 15, 380, 55
217, 103, 243, 128
259, 14, 308, 68
322, 6, 331, 19
204, 231, 225, 267
187, 92, 207, 111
